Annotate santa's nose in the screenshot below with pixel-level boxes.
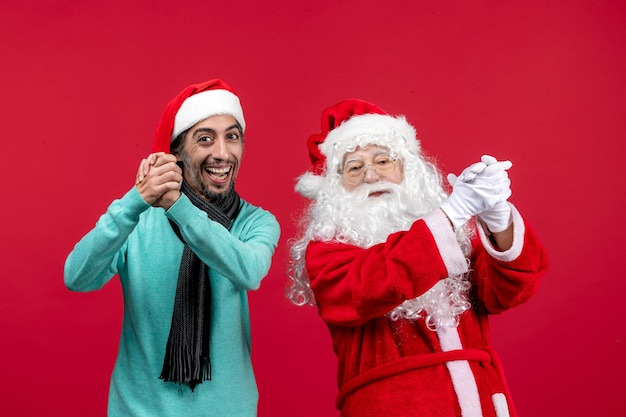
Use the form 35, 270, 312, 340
363, 166, 381, 183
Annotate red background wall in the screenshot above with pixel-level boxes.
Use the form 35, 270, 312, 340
1, 1, 624, 415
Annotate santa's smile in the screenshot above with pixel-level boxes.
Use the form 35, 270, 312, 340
368, 190, 388, 198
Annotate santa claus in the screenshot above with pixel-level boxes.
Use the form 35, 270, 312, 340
287, 99, 548, 417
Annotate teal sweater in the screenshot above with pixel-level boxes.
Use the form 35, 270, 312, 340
64, 187, 280, 417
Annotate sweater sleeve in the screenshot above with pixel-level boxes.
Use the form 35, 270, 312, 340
165, 195, 280, 291
471, 204, 549, 314
64, 187, 151, 292
306, 209, 469, 326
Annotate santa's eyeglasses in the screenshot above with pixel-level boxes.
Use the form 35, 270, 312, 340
341, 154, 398, 185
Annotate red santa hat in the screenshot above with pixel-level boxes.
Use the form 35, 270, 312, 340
296, 99, 420, 199
152, 79, 246, 153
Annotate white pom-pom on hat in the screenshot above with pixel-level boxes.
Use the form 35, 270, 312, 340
295, 171, 326, 199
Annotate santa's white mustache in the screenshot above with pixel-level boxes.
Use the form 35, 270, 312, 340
348, 182, 402, 200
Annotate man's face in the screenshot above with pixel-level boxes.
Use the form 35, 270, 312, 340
177, 114, 243, 201
340, 145, 403, 194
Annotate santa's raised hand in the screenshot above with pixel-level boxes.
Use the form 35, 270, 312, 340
440, 154, 512, 230
475, 155, 513, 233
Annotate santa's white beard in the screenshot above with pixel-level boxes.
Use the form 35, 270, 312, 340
309, 180, 434, 248
305, 178, 472, 330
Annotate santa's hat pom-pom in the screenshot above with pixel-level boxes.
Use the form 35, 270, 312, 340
295, 172, 325, 199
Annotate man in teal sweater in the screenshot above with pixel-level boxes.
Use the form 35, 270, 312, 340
64, 79, 280, 416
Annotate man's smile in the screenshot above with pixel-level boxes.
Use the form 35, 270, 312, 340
204, 165, 232, 183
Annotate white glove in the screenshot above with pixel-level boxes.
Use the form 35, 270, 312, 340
477, 201, 512, 232
475, 155, 512, 232
440, 155, 512, 229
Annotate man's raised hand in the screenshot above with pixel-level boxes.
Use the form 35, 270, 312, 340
135, 153, 182, 209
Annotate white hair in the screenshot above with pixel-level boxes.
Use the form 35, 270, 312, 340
287, 147, 475, 331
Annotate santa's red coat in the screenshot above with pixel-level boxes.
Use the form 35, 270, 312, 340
305, 205, 548, 417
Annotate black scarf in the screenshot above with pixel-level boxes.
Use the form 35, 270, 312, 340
159, 179, 241, 391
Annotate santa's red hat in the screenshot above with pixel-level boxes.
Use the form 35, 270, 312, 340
152, 79, 245, 153
296, 99, 420, 199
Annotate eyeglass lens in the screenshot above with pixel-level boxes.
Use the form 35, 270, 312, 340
344, 155, 396, 184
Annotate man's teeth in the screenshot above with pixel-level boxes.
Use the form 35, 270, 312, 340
206, 167, 230, 175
